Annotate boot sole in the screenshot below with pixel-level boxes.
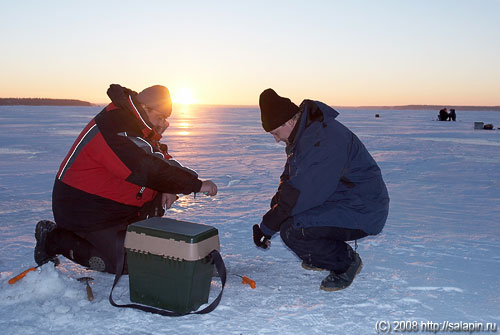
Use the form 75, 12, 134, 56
34, 220, 59, 266
301, 262, 325, 272
320, 259, 363, 292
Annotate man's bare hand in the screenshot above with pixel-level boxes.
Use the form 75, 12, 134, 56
161, 193, 178, 209
200, 180, 218, 196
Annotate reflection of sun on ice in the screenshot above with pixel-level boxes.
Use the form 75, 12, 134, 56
172, 88, 197, 105
173, 121, 190, 136
169, 88, 195, 135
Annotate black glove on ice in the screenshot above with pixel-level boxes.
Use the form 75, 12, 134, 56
253, 224, 271, 249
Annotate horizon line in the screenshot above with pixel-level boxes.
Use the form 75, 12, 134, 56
1, 98, 500, 111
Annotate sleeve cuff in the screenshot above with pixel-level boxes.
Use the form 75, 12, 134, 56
193, 179, 203, 193
259, 223, 277, 238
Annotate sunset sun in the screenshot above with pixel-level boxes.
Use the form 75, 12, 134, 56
172, 88, 197, 105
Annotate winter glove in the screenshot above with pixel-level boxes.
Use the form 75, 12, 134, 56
253, 224, 271, 249
138, 193, 165, 220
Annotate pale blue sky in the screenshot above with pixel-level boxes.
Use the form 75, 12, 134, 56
1, 0, 499, 105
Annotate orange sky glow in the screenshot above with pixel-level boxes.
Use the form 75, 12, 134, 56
1, 1, 499, 107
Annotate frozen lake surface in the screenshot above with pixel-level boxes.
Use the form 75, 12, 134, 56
1, 105, 499, 334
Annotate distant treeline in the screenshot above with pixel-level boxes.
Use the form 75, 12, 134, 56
0, 98, 92, 106
341, 105, 500, 112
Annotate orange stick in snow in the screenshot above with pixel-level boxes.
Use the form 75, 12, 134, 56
235, 275, 256, 289
233, 274, 256, 288
8, 266, 39, 285
241, 276, 256, 289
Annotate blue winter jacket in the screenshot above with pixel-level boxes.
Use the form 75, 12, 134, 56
260, 100, 389, 237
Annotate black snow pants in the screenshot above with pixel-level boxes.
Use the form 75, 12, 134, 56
279, 219, 368, 273
49, 195, 164, 274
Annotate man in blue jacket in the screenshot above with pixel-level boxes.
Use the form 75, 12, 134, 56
253, 88, 389, 291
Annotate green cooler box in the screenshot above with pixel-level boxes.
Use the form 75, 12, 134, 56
124, 217, 219, 314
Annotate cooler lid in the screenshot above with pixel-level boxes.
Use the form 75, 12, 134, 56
127, 217, 218, 243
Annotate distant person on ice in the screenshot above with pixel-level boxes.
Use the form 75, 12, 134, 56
34, 84, 218, 273
438, 108, 449, 121
252, 89, 389, 291
448, 108, 456, 121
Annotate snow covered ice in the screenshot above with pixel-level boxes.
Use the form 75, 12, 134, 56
1, 105, 499, 334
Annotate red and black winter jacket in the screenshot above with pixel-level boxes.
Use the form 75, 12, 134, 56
52, 84, 202, 232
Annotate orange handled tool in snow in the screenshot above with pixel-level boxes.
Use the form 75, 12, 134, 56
8, 265, 40, 285
8, 257, 59, 285
234, 274, 256, 289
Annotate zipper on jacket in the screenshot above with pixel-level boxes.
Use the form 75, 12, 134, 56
136, 186, 146, 200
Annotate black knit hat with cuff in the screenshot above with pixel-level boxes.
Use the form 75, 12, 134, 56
259, 88, 299, 132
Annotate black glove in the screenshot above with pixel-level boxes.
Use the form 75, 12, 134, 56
138, 193, 165, 220
253, 224, 270, 249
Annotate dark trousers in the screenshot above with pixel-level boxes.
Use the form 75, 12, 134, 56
49, 194, 164, 274
280, 219, 367, 273
50, 224, 127, 274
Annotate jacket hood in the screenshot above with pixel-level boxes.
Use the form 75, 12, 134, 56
289, 100, 339, 145
303, 100, 339, 120
107, 84, 137, 111
298, 100, 340, 132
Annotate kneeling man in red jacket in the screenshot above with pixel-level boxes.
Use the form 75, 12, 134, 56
35, 84, 217, 273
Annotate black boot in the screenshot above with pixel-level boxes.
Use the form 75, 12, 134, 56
34, 220, 59, 266
320, 252, 362, 291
